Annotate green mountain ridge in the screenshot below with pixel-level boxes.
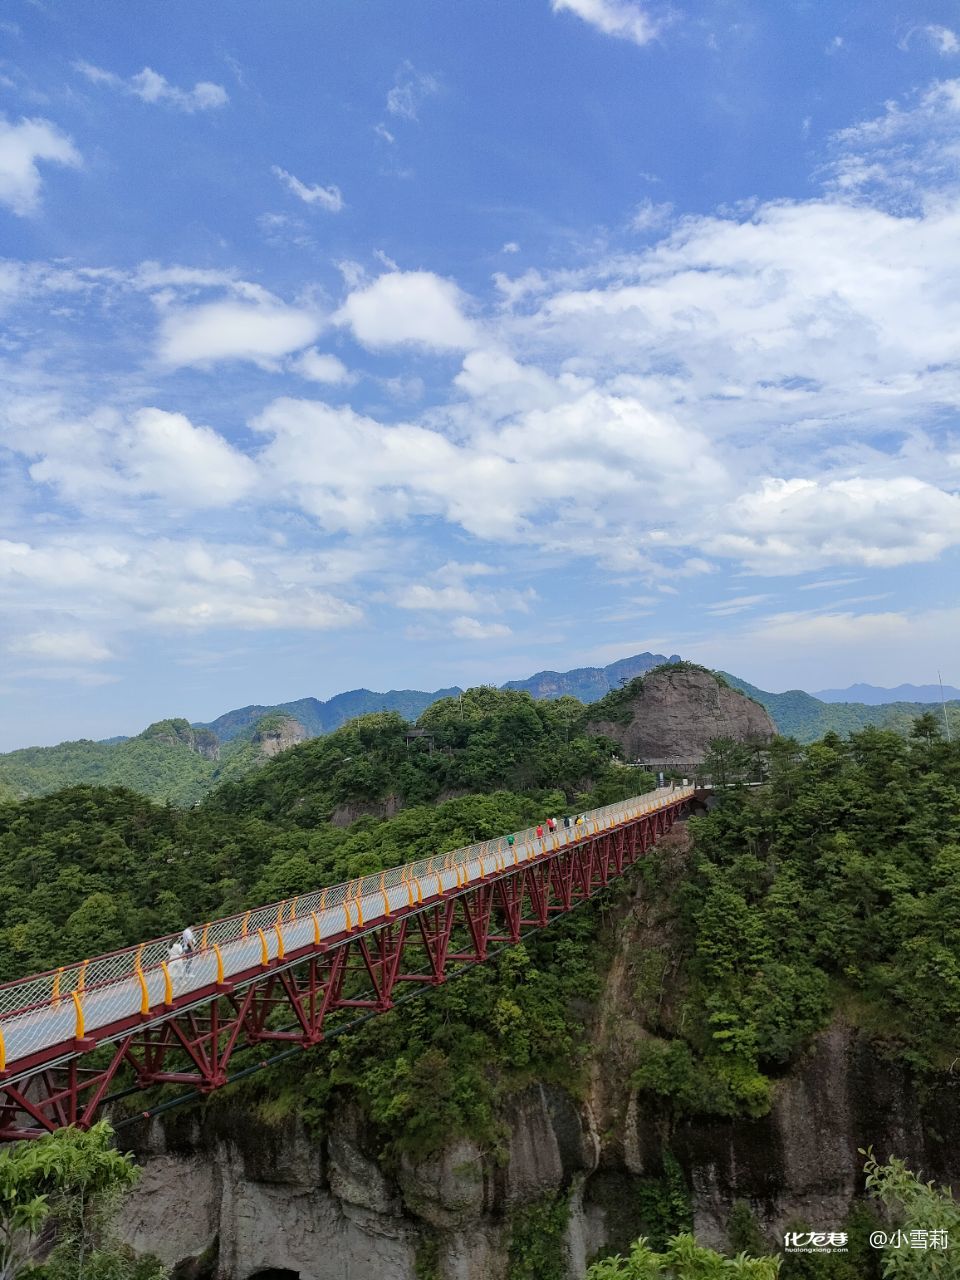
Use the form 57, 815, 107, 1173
721, 673, 960, 741
3, 655, 958, 806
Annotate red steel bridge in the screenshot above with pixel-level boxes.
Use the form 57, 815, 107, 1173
0, 784, 693, 1142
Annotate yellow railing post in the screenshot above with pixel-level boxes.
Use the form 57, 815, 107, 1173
214, 943, 224, 984
241, 910, 251, 938
320, 889, 328, 911
71, 991, 84, 1039
77, 960, 88, 994
414, 875, 423, 903
312, 912, 321, 945
138, 969, 150, 1016
257, 928, 269, 966
355, 890, 364, 928
380, 873, 390, 917
51, 967, 63, 1005
291, 897, 299, 922
434, 870, 443, 896
276, 924, 285, 962
161, 962, 173, 1005
201, 925, 210, 951
0, 1025, 5, 1072
344, 899, 353, 931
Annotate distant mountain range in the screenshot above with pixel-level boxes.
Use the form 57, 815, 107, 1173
2, 651, 957, 806
722, 675, 959, 742
812, 682, 960, 705
196, 651, 681, 743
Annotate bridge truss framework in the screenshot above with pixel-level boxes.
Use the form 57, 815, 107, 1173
0, 790, 691, 1141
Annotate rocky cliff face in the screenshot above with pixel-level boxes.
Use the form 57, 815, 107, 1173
253, 716, 308, 759
140, 719, 222, 761
586, 667, 774, 765
119, 828, 960, 1280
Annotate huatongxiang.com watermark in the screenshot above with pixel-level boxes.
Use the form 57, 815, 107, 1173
783, 1229, 950, 1254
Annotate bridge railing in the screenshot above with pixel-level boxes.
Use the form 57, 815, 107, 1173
0, 785, 693, 1027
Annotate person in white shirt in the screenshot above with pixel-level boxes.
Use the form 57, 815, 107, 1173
181, 926, 197, 955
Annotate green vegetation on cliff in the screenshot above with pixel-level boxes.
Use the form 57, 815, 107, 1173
632, 722, 960, 1119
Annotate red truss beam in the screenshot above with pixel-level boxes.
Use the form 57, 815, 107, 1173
0, 796, 689, 1141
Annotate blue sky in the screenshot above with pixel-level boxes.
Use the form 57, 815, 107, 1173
1, 0, 959, 749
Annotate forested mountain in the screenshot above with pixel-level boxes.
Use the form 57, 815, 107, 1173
0, 713, 304, 806
199, 651, 682, 741
197, 686, 463, 743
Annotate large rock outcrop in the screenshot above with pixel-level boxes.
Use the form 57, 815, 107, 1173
586, 666, 774, 766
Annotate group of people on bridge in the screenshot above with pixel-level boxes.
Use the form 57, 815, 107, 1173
505, 813, 587, 849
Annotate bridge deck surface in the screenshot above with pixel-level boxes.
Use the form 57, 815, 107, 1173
0, 785, 693, 1082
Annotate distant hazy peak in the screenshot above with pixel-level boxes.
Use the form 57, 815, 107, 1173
813, 682, 960, 705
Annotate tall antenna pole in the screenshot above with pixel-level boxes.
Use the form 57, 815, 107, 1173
939, 671, 952, 743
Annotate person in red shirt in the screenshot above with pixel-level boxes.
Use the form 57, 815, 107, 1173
536, 824, 544, 840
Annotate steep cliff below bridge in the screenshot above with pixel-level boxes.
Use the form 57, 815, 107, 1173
117, 824, 960, 1280
586, 664, 775, 766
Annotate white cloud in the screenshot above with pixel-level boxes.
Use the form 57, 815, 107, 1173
271, 165, 343, 212
711, 476, 960, 572
336, 271, 477, 350
75, 62, 228, 111
157, 296, 321, 367
393, 582, 534, 614
0, 535, 363, 641
704, 594, 772, 616
2, 398, 257, 510
551, 0, 658, 47
926, 25, 960, 54
0, 116, 80, 215
8, 630, 112, 663
293, 349, 354, 384
450, 615, 512, 640
502, 241, 521, 254
251, 389, 725, 548
374, 122, 396, 144
630, 198, 672, 231
386, 62, 440, 121
900, 25, 960, 55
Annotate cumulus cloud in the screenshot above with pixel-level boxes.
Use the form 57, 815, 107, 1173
0, 116, 80, 215
251, 388, 725, 551
0, 535, 363, 644
2, 398, 257, 509
551, 0, 658, 46
157, 296, 321, 367
75, 61, 228, 111
336, 271, 477, 350
293, 349, 354, 384
386, 62, 440, 120
272, 165, 343, 212
711, 477, 960, 572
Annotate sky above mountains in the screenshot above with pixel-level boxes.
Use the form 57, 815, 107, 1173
1, 0, 959, 749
